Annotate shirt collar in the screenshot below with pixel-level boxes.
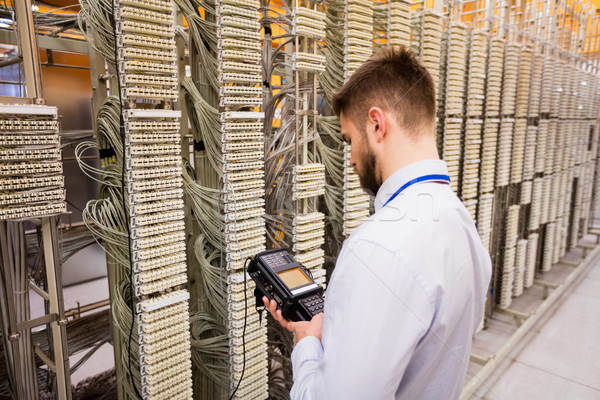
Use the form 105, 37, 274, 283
374, 159, 449, 213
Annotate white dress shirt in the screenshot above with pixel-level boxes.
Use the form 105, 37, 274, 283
290, 159, 492, 400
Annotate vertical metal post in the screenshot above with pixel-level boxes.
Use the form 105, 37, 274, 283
12, 2, 71, 398
42, 218, 71, 400
14, 0, 43, 102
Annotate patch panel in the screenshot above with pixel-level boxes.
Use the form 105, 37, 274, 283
128, 143, 180, 156
126, 121, 180, 132
224, 198, 265, 213
218, 49, 261, 63
121, 60, 177, 75
224, 169, 263, 182
118, 20, 174, 38
131, 198, 183, 217
133, 252, 187, 272
219, 15, 260, 31
128, 177, 182, 193
226, 178, 264, 192
0, 135, 58, 147
293, 219, 324, 235
218, 38, 262, 52
0, 148, 60, 161
135, 263, 187, 285
121, 74, 178, 87
294, 16, 326, 32
124, 87, 179, 101
133, 230, 185, 249
138, 300, 188, 325
118, 0, 173, 13
134, 241, 186, 261
294, 247, 325, 265
293, 187, 326, 200
219, 60, 262, 75
131, 209, 185, 228
226, 244, 265, 265
293, 228, 325, 243
0, 120, 58, 131
225, 226, 265, 242
137, 327, 189, 361
223, 188, 264, 203
293, 237, 325, 253
294, 26, 327, 40
230, 342, 267, 364
219, 86, 262, 97
130, 188, 183, 204
292, 6, 325, 21
0, 189, 65, 207
128, 155, 181, 169
222, 121, 263, 132
0, 202, 67, 220
219, 26, 261, 41
120, 47, 177, 64
220, 0, 259, 8
118, 6, 174, 26
223, 207, 264, 223
223, 151, 264, 163
136, 273, 188, 296
128, 165, 182, 180
142, 371, 192, 398
219, 4, 260, 19
220, 97, 262, 107
120, 33, 176, 50
219, 73, 262, 85
0, 161, 62, 176
0, 175, 63, 191
223, 160, 263, 172
141, 356, 191, 377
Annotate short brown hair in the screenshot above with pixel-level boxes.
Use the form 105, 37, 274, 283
331, 45, 436, 134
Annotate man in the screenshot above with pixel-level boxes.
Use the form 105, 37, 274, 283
264, 45, 492, 399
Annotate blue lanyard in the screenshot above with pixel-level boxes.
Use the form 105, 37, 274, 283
382, 174, 451, 209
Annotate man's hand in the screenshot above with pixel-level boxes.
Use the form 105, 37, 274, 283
263, 297, 324, 343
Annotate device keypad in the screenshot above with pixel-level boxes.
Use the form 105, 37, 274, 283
301, 294, 324, 315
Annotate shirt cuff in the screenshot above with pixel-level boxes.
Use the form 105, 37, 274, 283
291, 336, 324, 373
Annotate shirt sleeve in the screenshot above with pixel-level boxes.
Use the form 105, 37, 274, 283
289, 239, 435, 400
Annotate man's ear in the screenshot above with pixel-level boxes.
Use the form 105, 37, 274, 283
367, 107, 386, 142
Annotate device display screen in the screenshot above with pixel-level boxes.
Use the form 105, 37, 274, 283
277, 268, 311, 289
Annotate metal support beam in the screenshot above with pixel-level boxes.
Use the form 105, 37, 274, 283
13, 0, 42, 101
41, 217, 72, 400
0, 29, 89, 54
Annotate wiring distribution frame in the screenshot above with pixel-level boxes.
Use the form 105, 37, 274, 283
113, 0, 193, 398
215, 0, 270, 398
341, 0, 374, 237
289, 1, 328, 287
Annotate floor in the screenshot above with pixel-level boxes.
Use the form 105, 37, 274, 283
468, 241, 600, 400
29, 233, 600, 395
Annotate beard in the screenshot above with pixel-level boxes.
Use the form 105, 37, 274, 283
356, 142, 381, 197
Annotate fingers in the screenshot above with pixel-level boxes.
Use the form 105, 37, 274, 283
262, 296, 294, 330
